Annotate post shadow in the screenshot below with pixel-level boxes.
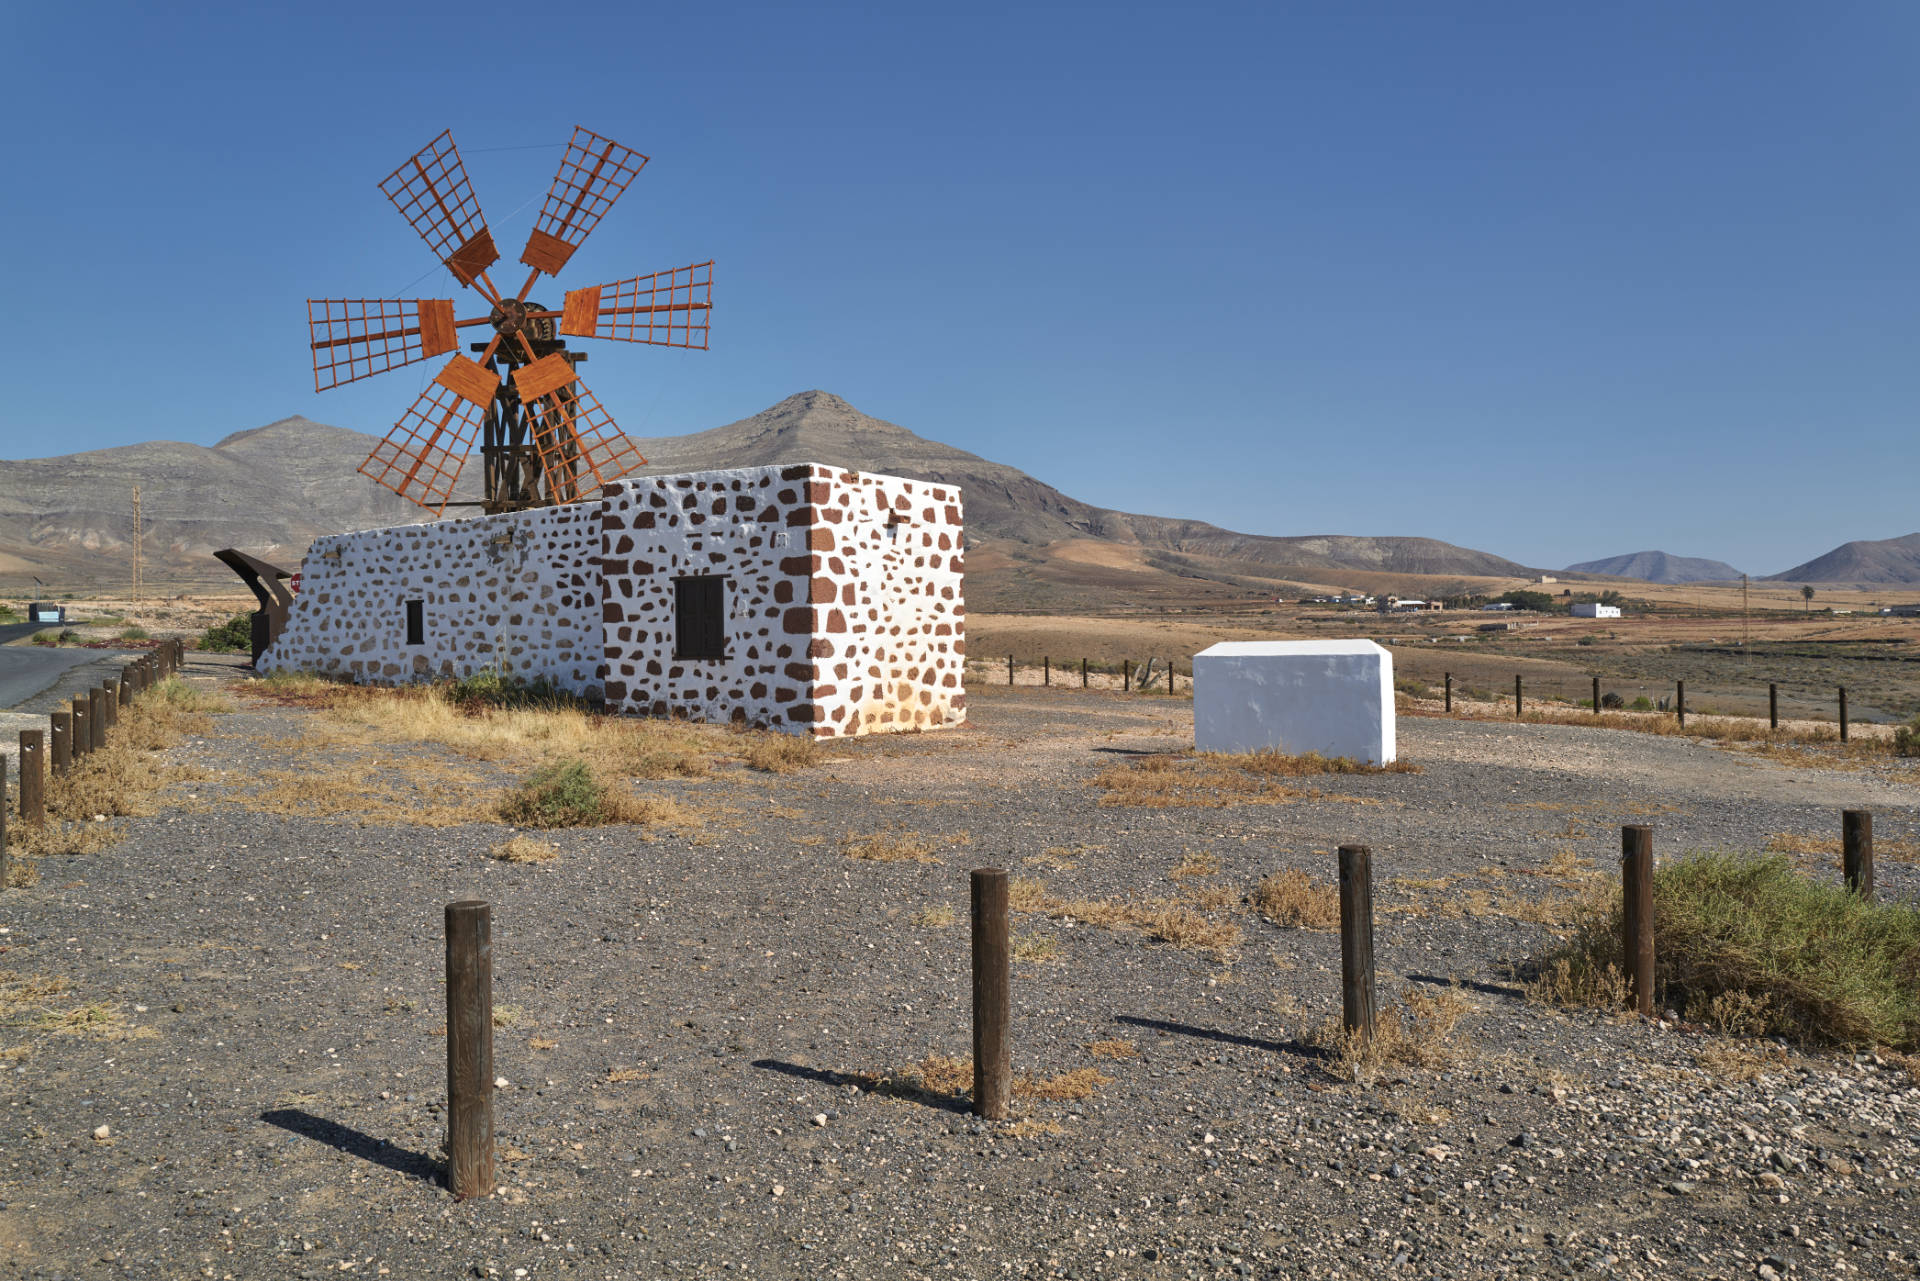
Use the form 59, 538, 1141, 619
261, 1108, 442, 1183
1113, 1014, 1327, 1062
749, 1059, 973, 1115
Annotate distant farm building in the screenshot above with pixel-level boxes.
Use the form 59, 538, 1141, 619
1571, 602, 1622, 619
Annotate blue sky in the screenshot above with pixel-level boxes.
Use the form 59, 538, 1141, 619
5, 1, 1914, 574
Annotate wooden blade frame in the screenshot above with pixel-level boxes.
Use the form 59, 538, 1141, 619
308, 298, 458, 391
359, 379, 493, 513
518, 127, 648, 277
527, 372, 647, 503
380, 130, 500, 289
560, 262, 712, 349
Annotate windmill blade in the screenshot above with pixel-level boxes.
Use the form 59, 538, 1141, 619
559, 262, 712, 350
358, 365, 496, 512
518, 126, 649, 278
307, 298, 463, 391
379, 130, 500, 289
514, 362, 647, 503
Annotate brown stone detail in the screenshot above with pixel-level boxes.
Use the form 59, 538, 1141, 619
809, 577, 836, 604
807, 638, 833, 657
806, 480, 831, 506
780, 465, 811, 482
826, 610, 847, 633
773, 687, 797, 703
633, 512, 655, 530
779, 555, 816, 576
602, 602, 622, 622
782, 607, 814, 634
784, 662, 812, 681
774, 580, 794, 603
605, 680, 629, 700
841, 583, 856, 605
750, 682, 767, 699
814, 684, 837, 698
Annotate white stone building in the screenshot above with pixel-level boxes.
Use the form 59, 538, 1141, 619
262, 463, 967, 737
1570, 602, 1622, 619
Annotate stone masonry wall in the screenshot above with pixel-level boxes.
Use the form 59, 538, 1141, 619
260, 503, 603, 693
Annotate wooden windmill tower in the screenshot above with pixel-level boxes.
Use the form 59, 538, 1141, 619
307, 127, 712, 515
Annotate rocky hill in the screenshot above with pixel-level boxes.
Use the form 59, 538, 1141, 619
1564, 550, 1744, 584
0, 392, 1535, 603
1765, 533, 1920, 586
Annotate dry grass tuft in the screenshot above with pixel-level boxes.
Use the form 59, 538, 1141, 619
1017, 1066, 1112, 1100
1315, 985, 1471, 1081
1008, 876, 1050, 910
497, 759, 693, 830
1767, 831, 1920, 863
1086, 1039, 1138, 1060
606, 1066, 646, 1084
911, 904, 956, 928
741, 733, 820, 774
491, 836, 558, 864
1168, 852, 1221, 880
1025, 846, 1083, 871
1209, 749, 1420, 777
1011, 931, 1061, 963
1695, 1039, 1789, 1082
1092, 750, 1398, 809
1250, 870, 1339, 929
4, 858, 40, 888
234, 757, 493, 828
841, 829, 940, 864
1015, 882, 1242, 958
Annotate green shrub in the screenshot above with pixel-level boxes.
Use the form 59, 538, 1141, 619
1534, 852, 1920, 1050
30, 629, 67, 646
198, 613, 254, 652
443, 666, 584, 713
1629, 695, 1653, 712
116, 626, 150, 641
1894, 716, 1920, 758
498, 760, 633, 828
1576, 634, 1597, 646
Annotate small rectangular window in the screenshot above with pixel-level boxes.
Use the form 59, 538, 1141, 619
405, 599, 424, 646
674, 576, 727, 660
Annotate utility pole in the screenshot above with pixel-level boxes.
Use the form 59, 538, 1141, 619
131, 484, 142, 601
1742, 573, 1749, 654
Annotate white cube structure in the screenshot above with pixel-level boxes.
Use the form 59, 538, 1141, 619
1192, 639, 1395, 764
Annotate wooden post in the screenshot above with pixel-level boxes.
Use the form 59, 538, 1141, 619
0, 755, 9, 893
87, 688, 106, 751
19, 731, 44, 827
1123, 660, 1131, 693
1621, 826, 1655, 1017
445, 900, 494, 1199
970, 868, 1011, 1121
1838, 687, 1848, 744
117, 675, 132, 709
1444, 672, 1452, 713
50, 712, 71, 777
1843, 810, 1873, 899
1676, 680, 1685, 729
1338, 845, 1376, 1041
100, 683, 118, 731
1592, 674, 1600, 715
1081, 657, 1087, 689
1769, 683, 1778, 730
1008, 654, 1014, 687
71, 698, 90, 760
1514, 674, 1523, 718
1043, 656, 1049, 687
1168, 659, 1176, 695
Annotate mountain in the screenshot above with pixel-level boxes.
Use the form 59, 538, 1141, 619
1564, 550, 1744, 584
1766, 533, 1920, 585
0, 393, 1536, 603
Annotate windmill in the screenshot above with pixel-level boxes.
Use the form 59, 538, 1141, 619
307, 127, 712, 515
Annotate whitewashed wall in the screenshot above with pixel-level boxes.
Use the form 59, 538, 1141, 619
261, 503, 603, 692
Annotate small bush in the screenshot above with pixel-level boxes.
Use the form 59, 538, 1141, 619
1250, 869, 1339, 929
1532, 852, 1920, 1050
743, 733, 819, 773
1628, 695, 1653, 712
840, 829, 940, 864
198, 613, 253, 652
115, 626, 150, 641
496, 759, 667, 829
1576, 635, 1597, 647
491, 836, 558, 864
443, 667, 585, 713
1600, 692, 1625, 710
1894, 716, 1920, 758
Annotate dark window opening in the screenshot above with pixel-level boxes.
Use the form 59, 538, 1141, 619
674, 576, 727, 660
405, 599, 424, 646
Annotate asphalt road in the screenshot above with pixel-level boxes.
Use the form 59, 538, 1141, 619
0, 639, 116, 709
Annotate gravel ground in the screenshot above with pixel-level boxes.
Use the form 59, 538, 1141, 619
3, 658, 1919, 1280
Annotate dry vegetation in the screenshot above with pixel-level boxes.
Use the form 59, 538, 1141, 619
840, 829, 941, 864
490, 835, 559, 864
1766, 831, 1920, 863
1092, 749, 1403, 809
1250, 870, 1340, 929
1313, 985, 1472, 1083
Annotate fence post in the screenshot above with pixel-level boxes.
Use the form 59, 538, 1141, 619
1338, 845, 1376, 1041
445, 900, 495, 1199
1769, 683, 1778, 730
1, 755, 8, 893
1621, 826, 1655, 1017
88, 688, 106, 751
71, 698, 90, 761
970, 868, 1011, 1121
100, 683, 118, 732
117, 676, 132, 709
1838, 687, 1848, 744
1843, 810, 1873, 899
19, 731, 44, 827
1008, 655, 1014, 687
1081, 658, 1087, 690
1676, 680, 1685, 730
1444, 672, 1451, 713
1123, 660, 1131, 693
50, 712, 71, 777
1169, 659, 1176, 695
1043, 656, 1049, 687
1514, 675, 1523, 719
1592, 674, 1600, 715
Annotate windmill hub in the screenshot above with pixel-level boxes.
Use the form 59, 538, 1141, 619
488, 298, 532, 337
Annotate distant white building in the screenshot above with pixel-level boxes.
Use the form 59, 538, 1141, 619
1572, 602, 1622, 619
